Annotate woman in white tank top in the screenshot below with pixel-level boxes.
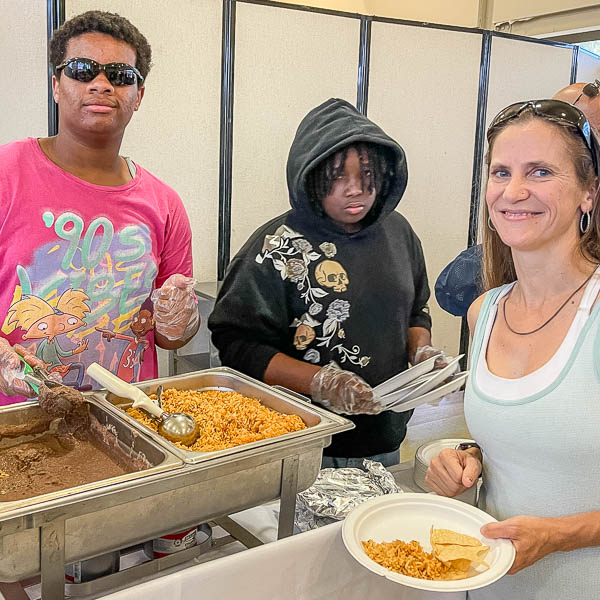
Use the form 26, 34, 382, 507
426, 100, 600, 600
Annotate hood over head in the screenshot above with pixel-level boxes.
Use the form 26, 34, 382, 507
286, 98, 408, 236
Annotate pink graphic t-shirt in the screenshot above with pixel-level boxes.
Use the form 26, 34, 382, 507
0, 138, 193, 404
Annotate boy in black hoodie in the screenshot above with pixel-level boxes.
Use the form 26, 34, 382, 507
209, 98, 445, 467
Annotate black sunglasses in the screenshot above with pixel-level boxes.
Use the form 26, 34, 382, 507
56, 57, 144, 86
573, 79, 600, 106
489, 99, 599, 174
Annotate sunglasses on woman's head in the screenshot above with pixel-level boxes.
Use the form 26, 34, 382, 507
56, 57, 144, 86
573, 80, 600, 106
489, 99, 599, 174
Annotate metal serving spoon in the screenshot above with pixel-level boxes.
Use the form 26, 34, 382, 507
15, 358, 75, 396
13, 345, 65, 392
86, 363, 199, 446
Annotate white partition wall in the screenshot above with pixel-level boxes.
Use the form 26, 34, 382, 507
5, 0, 589, 359
486, 37, 574, 126
67, 0, 222, 282
231, 2, 360, 255
577, 48, 600, 84
0, 0, 47, 144
368, 23, 483, 355
476, 36, 575, 253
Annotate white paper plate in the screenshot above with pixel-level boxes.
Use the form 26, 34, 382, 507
342, 493, 515, 592
400, 355, 464, 402
380, 356, 463, 406
389, 371, 469, 413
379, 378, 425, 408
374, 354, 440, 396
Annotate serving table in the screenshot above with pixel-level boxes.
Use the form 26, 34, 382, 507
98, 521, 467, 600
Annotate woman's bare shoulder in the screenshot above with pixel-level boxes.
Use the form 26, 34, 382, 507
467, 293, 487, 336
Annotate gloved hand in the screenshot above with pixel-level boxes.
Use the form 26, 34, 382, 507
12, 344, 48, 371
310, 362, 383, 415
413, 345, 455, 371
13, 343, 63, 385
0, 338, 37, 397
151, 274, 200, 342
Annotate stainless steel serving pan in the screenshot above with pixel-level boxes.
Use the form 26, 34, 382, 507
0, 397, 182, 516
93, 367, 354, 464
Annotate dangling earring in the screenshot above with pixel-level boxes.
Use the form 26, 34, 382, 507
487, 216, 497, 232
580, 210, 591, 234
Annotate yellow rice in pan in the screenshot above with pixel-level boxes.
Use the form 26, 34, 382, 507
126, 388, 306, 451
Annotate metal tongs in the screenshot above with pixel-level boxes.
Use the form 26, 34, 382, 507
14, 361, 64, 396
12, 344, 63, 394
20, 367, 62, 391
13, 347, 86, 416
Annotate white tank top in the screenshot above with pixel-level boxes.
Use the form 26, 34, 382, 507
476, 266, 600, 400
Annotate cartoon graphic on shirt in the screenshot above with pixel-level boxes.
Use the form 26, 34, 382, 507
96, 308, 154, 383
1, 210, 159, 389
6, 290, 91, 389
256, 225, 370, 368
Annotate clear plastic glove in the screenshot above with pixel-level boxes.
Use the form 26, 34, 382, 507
0, 338, 36, 397
13, 344, 63, 384
310, 361, 383, 415
151, 274, 200, 341
12, 344, 48, 371
413, 345, 454, 371
45, 371, 64, 384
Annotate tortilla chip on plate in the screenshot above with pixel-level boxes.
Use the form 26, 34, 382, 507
434, 543, 490, 566
430, 526, 490, 569
430, 527, 483, 547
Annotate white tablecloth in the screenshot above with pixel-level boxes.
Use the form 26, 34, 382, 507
100, 521, 466, 600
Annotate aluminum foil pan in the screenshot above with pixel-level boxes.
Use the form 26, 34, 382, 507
295, 459, 401, 532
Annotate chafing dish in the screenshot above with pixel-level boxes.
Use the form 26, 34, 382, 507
0, 397, 182, 583
0, 369, 353, 599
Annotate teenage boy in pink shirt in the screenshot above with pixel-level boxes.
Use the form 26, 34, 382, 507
0, 11, 199, 403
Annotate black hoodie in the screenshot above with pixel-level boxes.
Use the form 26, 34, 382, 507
208, 98, 431, 457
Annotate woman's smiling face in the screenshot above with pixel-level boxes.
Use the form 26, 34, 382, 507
486, 118, 594, 253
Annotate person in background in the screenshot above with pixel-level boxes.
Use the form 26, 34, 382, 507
434, 244, 482, 318
435, 81, 600, 317
0, 11, 199, 402
209, 98, 449, 468
426, 99, 600, 599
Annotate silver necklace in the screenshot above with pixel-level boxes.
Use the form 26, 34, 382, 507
502, 271, 596, 336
